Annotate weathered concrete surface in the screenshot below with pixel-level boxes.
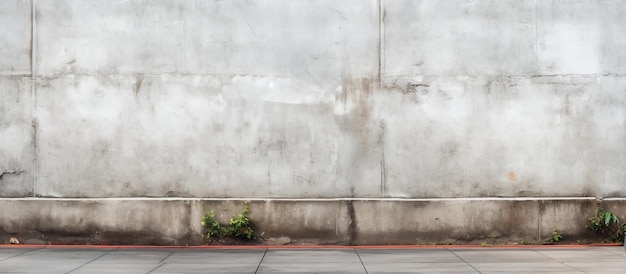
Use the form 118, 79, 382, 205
1, 0, 625, 244
0, 198, 622, 245
0, 0, 623, 198
31, 0, 381, 198
0, 0, 31, 74
0, 0, 34, 197
0, 77, 33, 197
35, 0, 378, 78
384, 0, 626, 76
383, 0, 537, 76
379, 75, 626, 198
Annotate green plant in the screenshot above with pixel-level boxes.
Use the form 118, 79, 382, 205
587, 208, 622, 242
518, 237, 530, 245
200, 210, 222, 239
226, 205, 254, 239
201, 204, 255, 240
547, 230, 562, 243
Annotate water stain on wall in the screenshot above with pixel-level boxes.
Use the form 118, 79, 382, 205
335, 74, 375, 147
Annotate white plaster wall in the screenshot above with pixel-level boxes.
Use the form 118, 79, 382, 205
0, 0, 624, 198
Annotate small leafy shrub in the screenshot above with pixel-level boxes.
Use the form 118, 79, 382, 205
587, 208, 622, 242
225, 205, 254, 239
200, 211, 222, 239
518, 237, 530, 245
201, 204, 254, 240
547, 230, 562, 243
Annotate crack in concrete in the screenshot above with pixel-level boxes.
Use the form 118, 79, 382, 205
133, 74, 144, 94
0, 170, 25, 180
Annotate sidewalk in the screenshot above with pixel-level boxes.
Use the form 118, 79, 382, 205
0, 245, 625, 273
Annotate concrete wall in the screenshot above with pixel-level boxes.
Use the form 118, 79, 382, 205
1, 0, 625, 199
1, 0, 625, 244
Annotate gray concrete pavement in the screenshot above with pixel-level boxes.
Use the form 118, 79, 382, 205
0, 246, 625, 273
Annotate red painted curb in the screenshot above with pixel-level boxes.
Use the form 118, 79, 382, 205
0, 244, 621, 249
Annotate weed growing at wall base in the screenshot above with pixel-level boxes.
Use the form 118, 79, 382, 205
546, 230, 562, 243
200, 211, 222, 239
587, 208, 623, 242
201, 204, 254, 241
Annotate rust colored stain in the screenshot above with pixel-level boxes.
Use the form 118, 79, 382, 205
337, 73, 376, 147
506, 171, 517, 182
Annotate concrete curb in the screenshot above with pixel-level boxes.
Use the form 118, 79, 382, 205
2, 197, 625, 245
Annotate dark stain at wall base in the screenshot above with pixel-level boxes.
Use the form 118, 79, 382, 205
346, 200, 357, 246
